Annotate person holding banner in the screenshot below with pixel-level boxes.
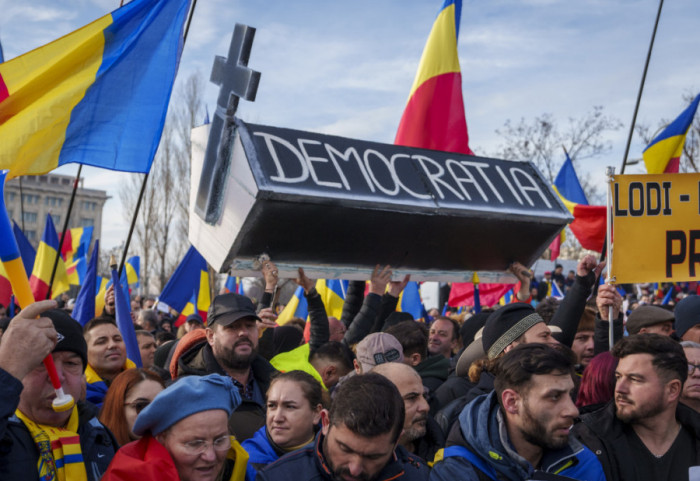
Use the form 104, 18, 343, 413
0, 301, 118, 480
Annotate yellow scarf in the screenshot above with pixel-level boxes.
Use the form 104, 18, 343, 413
85, 358, 137, 385
15, 406, 88, 481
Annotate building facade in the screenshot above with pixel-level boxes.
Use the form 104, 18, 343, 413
3, 173, 108, 249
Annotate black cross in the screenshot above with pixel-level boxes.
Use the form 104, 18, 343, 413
195, 23, 261, 224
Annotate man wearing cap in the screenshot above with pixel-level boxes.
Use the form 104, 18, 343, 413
674, 295, 700, 343
0, 300, 118, 480
626, 305, 675, 336
171, 292, 277, 441
355, 332, 404, 373
431, 343, 605, 481
373, 362, 445, 463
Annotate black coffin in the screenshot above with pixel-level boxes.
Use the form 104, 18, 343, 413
188, 119, 572, 282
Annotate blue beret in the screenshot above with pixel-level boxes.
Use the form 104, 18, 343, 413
133, 374, 241, 436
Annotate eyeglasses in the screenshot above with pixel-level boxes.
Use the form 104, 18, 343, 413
125, 400, 151, 414
181, 435, 231, 456
688, 363, 700, 375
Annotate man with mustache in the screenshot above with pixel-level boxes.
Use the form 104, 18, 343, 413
258, 373, 429, 481
373, 362, 444, 463
172, 292, 278, 441
572, 334, 700, 481
431, 343, 605, 481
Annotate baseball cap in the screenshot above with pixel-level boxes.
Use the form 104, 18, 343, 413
207, 293, 261, 327
356, 332, 404, 372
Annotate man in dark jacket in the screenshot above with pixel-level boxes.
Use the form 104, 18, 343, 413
373, 362, 445, 463
0, 301, 118, 480
571, 333, 700, 481
431, 344, 604, 481
171, 292, 277, 441
258, 373, 430, 481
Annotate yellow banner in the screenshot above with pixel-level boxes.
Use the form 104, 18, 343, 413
612, 173, 700, 283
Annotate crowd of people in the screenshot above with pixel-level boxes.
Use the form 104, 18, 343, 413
2, 254, 700, 480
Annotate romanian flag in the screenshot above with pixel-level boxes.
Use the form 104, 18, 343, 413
61, 227, 93, 264
552, 154, 606, 253
643, 94, 700, 174
122, 256, 140, 287
66, 256, 88, 286
94, 275, 110, 318
316, 279, 347, 320
449, 282, 514, 309
111, 264, 142, 367
159, 246, 210, 326
0, 262, 11, 307
277, 286, 309, 326
223, 275, 245, 295
0, 0, 191, 179
13, 221, 36, 276
177, 278, 211, 326
73, 239, 99, 326
395, 0, 473, 155
398, 281, 426, 320
29, 214, 70, 300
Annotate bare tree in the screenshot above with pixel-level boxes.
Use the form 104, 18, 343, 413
493, 106, 622, 201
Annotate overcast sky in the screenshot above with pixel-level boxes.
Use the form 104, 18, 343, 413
1, 0, 698, 249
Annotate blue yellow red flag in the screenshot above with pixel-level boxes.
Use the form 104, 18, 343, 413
395, 0, 472, 155
0, 0, 191, 179
29, 214, 70, 299
277, 286, 309, 326
643, 94, 700, 174
73, 239, 99, 326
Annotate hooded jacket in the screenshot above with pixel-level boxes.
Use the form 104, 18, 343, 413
258, 430, 429, 481
571, 400, 700, 481
241, 425, 316, 481
430, 391, 605, 481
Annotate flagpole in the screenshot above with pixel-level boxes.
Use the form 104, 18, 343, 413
619, 0, 664, 174
46, 165, 83, 299
117, 0, 198, 278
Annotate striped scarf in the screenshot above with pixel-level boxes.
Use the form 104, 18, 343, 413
15, 406, 88, 481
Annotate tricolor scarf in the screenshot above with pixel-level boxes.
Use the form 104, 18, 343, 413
15, 407, 88, 481
85, 359, 137, 407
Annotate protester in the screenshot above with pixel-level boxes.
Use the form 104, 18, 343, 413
138, 309, 160, 334
354, 332, 404, 374
430, 343, 605, 481
103, 373, 247, 481
674, 295, 700, 343
99, 368, 165, 445
572, 334, 700, 480
257, 373, 430, 481
570, 304, 596, 370
170, 293, 278, 441
386, 320, 449, 406
84, 316, 136, 407
428, 317, 460, 360
625, 305, 675, 336
136, 330, 158, 369
0, 301, 118, 479
242, 370, 325, 481
681, 341, 700, 413
575, 351, 618, 410
373, 362, 445, 463
271, 340, 353, 390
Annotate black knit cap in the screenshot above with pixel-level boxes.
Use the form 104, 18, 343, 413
481, 303, 544, 360
44, 309, 88, 370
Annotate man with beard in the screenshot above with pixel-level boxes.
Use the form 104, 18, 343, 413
171, 293, 278, 441
373, 362, 445, 463
572, 334, 700, 481
258, 373, 429, 481
431, 343, 604, 481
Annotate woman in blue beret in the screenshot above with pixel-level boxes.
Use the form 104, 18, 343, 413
103, 373, 249, 481
242, 370, 325, 481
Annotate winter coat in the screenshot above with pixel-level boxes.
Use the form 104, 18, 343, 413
257, 430, 430, 481
242, 425, 315, 481
430, 391, 605, 481
571, 400, 700, 481
0, 368, 118, 481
